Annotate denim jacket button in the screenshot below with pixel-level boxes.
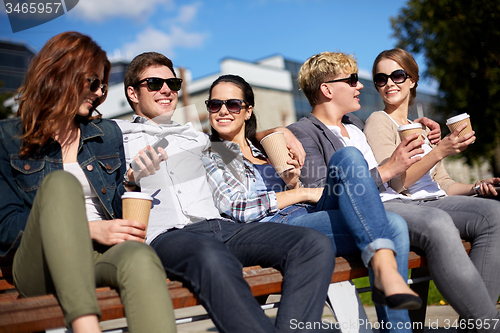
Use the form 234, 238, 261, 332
24, 164, 30, 171
106, 164, 112, 170
101, 187, 106, 194
87, 165, 93, 171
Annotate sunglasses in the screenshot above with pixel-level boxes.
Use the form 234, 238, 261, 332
87, 77, 107, 95
205, 99, 246, 113
133, 77, 183, 92
373, 69, 410, 87
324, 73, 359, 87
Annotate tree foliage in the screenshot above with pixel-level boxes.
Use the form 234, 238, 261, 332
391, 0, 500, 172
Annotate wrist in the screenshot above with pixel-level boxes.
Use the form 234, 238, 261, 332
123, 171, 139, 189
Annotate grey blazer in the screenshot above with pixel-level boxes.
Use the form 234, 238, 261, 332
287, 113, 385, 192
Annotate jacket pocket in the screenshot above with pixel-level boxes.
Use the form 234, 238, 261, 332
10, 158, 45, 192
96, 155, 121, 188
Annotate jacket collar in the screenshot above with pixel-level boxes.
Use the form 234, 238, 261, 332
78, 119, 104, 142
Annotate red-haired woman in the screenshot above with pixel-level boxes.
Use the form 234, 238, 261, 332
0, 32, 176, 333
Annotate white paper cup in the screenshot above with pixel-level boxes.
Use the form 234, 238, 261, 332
397, 123, 424, 148
122, 192, 153, 241
446, 113, 472, 137
259, 132, 293, 175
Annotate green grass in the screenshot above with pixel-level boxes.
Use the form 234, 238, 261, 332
352, 276, 447, 306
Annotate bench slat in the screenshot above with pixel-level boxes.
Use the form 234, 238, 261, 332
0, 242, 472, 333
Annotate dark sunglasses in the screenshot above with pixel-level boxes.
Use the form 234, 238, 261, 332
205, 99, 246, 113
87, 77, 107, 95
324, 73, 359, 87
133, 77, 183, 91
373, 69, 410, 87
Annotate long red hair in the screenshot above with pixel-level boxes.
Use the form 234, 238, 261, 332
16, 31, 111, 157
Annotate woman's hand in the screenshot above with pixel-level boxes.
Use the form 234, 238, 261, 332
475, 178, 500, 197
415, 117, 441, 145
301, 187, 324, 203
280, 145, 302, 189
433, 123, 475, 160
88, 219, 146, 245
126, 145, 168, 187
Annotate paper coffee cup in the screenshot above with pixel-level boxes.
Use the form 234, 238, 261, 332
398, 123, 424, 148
446, 113, 472, 137
259, 132, 293, 175
122, 192, 153, 241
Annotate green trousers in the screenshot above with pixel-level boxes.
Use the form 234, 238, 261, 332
13, 170, 176, 333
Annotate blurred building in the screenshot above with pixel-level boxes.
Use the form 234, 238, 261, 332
0, 39, 35, 94
2, 46, 438, 130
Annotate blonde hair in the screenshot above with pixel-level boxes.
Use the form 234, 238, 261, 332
298, 52, 358, 107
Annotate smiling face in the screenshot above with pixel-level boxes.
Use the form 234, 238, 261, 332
325, 72, 364, 115
208, 82, 252, 142
77, 62, 105, 117
127, 65, 179, 121
374, 58, 415, 109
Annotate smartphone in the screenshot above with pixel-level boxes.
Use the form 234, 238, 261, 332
130, 137, 169, 171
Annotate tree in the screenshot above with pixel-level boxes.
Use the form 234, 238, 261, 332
391, 0, 500, 175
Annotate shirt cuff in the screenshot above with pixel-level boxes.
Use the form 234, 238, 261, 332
267, 191, 279, 214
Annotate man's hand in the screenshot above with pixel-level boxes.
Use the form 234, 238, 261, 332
89, 219, 146, 245
278, 127, 305, 167
127, 145, 168, 185
377, 133, 424, 183
280, 145, 301, 189
415, 117, 441, 145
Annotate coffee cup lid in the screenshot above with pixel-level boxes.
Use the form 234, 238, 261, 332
397, 123, 422, 131
446, 113, 470, 125
122, 192, 153, 200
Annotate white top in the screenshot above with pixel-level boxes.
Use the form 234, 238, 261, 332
383, 115, 446, 200
327, 124, 403, 202
115, 116, 222, 244
63, 162, 107, 221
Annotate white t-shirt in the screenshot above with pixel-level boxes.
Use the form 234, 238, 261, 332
63, 162, 107, 221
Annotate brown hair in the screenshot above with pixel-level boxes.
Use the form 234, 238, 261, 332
17, 31, 110, 157
298, 52, 358, 107
372, 48, 419, 106
124, 52, 177, 111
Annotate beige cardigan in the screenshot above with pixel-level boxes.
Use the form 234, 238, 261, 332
364, 111, 455, 195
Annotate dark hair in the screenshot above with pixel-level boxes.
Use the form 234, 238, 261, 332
372, 48, 419, 106
124, 52, 177, 110
17, 31, 110, 157
208, 75, 261, 148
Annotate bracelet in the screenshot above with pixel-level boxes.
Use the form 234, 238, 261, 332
473, 180, 485, 195
474, 179, 485, 188
123, 172, 138, 187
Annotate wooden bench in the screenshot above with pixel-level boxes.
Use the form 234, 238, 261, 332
0, 242, 471, 333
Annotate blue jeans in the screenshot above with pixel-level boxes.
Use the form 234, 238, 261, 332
385, 196, 500, 332
151, 219, 335, 333
269, 147, 412, 332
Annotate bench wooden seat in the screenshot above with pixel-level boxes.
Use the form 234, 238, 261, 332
0, 241, 471, 333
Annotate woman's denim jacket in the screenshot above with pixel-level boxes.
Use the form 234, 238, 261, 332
0, 117, 127, 256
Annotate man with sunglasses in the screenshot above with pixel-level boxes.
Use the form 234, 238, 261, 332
286, 51, 445, 332
114, 52, 335, 333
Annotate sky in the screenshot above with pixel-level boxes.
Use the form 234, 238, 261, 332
0, 0, 437, 91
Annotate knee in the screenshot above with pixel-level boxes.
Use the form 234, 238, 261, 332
114, 242, 166, 278
411, 213, 461, 248
294, 228, 335, 263
41, 171, 82, 198
329, 147, 366, 168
